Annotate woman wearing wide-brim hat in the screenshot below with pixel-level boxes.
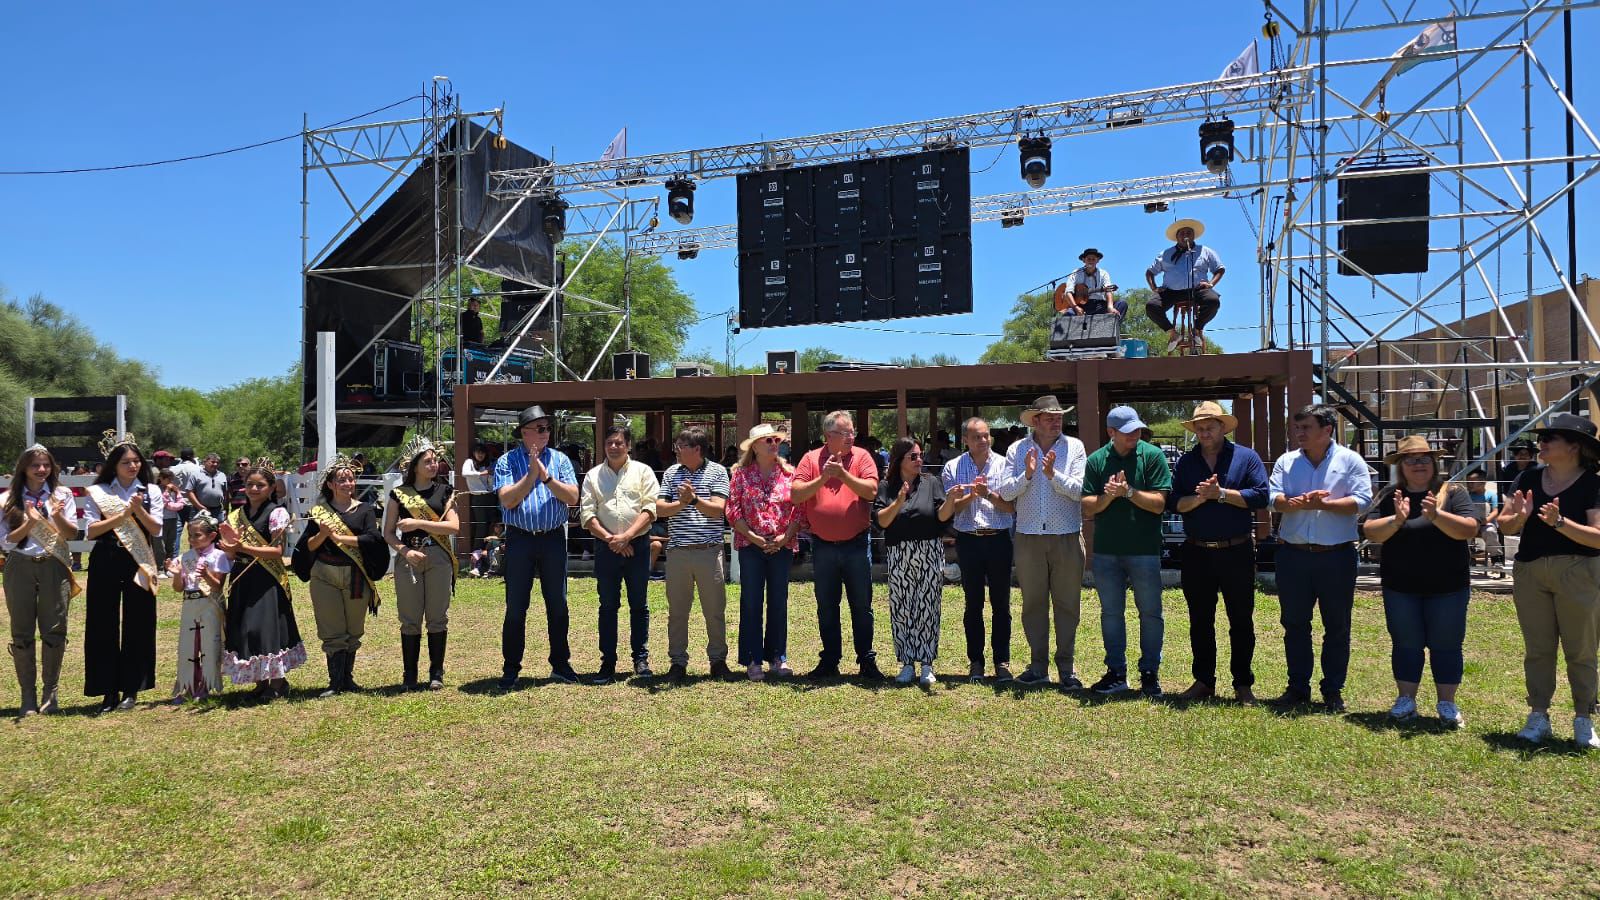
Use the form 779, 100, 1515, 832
1495, 413, 1600, 748
726, 423, 806, 681
1361, 435, 1481, 727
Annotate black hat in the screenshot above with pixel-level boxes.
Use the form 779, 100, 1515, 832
517, 405, 552, 430
1535, 412, 1600, 459
1079, 248, 1103, 261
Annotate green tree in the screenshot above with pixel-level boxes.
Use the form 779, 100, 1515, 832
555, 240, 697, 380
197, 365, 304, 467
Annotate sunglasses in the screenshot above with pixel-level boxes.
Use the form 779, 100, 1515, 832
525, 424, 551, 434
1536, 434, 1563, 443
1400, 455, 1434, 465
760, 437, 782, 445
906, 452, 923, 460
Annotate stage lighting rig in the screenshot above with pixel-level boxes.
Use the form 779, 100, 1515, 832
1199, 119, 1235, 174
1018, 136, 1052, 189
666, 177, 696, 225
1143, 201, 1170, 213
1000, 207, 1025, 228
541, 196, 569, 243
677, 241, 701, 261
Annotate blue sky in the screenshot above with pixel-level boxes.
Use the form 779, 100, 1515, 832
3, 2, 1595, 391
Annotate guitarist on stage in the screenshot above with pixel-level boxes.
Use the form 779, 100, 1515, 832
1053, 248, 1126, 319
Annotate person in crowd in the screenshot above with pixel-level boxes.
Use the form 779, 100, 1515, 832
656, 427, 732, 684
1144, 219, 1224, 353
227, 456, 251, 513
860, 435, 888, 477
292, 457, 389, 698
941, 417, 1018, 683
1495, 413, 1600, 748
727, 423, 806, 682
579, 425, 660, 684
167, 513, 228, 702
1268, 404, 1374, 712
461, 443, 492, 494
3, 444, 80, 716
1167, 402, 1269, 703
791, 411, 884, 681
82, 432, 164, 714
1464, 469, 1502, 564
471, 523, 505, 578
219, 465, 305, 701
494, 405, 581, 688
186, 453, 229, 522
383, 438, 459, 691
993, 395, 1088, 687
158, 470, 187, 566
1361, 435, 1480, 727
1497, 441, 1536, 499
1057, 248, 1126, 318
720, 445, 740, 469
171, 449, 203, 528
876, 437, 972, 687
1081, 407, 1173, 697
460, 295, 485, 346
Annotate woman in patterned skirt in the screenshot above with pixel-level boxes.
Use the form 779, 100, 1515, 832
874, 437, 975, 687
219, 465, 306, 701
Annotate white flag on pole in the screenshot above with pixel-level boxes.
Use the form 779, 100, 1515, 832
1218, 40, 1260, 101
600, 127, 628, 163
1362, 20, 1458, 107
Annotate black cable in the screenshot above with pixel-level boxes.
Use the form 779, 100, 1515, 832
0, 95, 427, 176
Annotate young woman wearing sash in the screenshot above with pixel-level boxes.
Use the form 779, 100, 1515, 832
3, 444, 81, 716
382, 438, 459, 690
218, 465, 306, 700
82, 433, 163, 714
167, 513, 229, 702
292, 457, 389, 697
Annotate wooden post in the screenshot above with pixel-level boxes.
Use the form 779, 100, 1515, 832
1076, 359, 1102, 453
735, 375, 758, 435
1234, 394, 1253, 449
714, 407, 724, 454
1252, 389, 1270, 457
593, 397, 608, 455
1268, 383, 1287, 462
453, 386, 477, 562
927, 396, 940, 444
790, 401, 809, 454
895, 388, 909, 438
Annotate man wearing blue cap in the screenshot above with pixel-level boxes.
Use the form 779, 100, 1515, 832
1081, 406, 1173, 696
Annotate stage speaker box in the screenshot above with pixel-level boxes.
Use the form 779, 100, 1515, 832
767, 350, 798, 375
1048, 313, 1122, 351
372, 339, 425, 400
1337, 162, 1429, 276
613, 351, 651, 380
674, 362, 714, 378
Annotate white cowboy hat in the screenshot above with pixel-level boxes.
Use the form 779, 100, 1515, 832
1164, 218, 1206, 241
739, 422, 788, 453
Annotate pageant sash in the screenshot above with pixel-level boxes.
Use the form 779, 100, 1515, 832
87, 485, 160, 593
392, 486, 454, 585
227, 507, 293, 596
26, 502, 83, 600
308, 502, 385, 611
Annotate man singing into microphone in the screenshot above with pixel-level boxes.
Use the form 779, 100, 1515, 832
1144, 219, 1224, 353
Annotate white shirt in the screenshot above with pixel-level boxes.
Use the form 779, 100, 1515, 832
1268, 443, 1374, 545
993, 433, 1087, 535
1, 484, 79, 557
82, 479, 164, 537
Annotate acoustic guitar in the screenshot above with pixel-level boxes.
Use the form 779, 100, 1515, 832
1053, 280, 1119, 315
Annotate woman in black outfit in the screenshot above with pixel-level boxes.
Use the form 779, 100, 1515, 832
293, 457, 389, 697
82, 434, 164, 713
219, 465, 307, 700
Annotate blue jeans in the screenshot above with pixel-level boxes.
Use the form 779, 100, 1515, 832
1275, 543, 1357, 696
502, 526, 570, 676
595, 535, 650, 667
1093, 553, 1165, 674
811, 532, 876, 666
738, 545, 792, 665
1383, 588, 1469, 685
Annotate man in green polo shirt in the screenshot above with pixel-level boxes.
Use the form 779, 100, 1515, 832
1081, 406, 1173, 697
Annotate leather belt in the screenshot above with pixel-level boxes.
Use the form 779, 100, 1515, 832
507, 524, 561, 538
1283, 541, 1354, 553
961, 529, 1005, 537
1186, 536, 1251, 550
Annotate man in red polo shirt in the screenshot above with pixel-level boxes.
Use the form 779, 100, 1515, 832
791, 410, 884, 680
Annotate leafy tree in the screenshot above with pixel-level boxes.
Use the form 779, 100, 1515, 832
555, 240, 697, 380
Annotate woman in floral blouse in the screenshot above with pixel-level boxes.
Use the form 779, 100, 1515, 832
726, 423, 807, 681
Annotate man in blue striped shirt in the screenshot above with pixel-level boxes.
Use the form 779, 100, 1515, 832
494, 404, 581, 688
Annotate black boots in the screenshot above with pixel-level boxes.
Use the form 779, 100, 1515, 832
401, 634, 421, 690
426, 631, 447, 690
319, 650, 362, 697
344, 650, 362, 692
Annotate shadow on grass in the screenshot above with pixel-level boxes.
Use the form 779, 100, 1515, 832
456, 675, 563, 695
1343, 710, 1459, 739
1480, 730, 1592, 758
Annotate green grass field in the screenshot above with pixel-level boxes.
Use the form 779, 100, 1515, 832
1, 575, 1596, 897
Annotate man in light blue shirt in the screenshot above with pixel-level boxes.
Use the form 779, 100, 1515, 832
1144, 219, 1225, 353
941, 417, 1018, 683
1267, 404, 1373, 711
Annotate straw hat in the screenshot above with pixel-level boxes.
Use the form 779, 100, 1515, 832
1180, 401, 1238, 434
739, 422, 788, 453
1020, 395, 1069, 427
1164, 218, 1205, 241
1382, 434, 1447, 466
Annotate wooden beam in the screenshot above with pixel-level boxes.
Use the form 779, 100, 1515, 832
896, 388, 908, 438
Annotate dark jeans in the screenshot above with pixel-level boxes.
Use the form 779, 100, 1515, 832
161, 518, 180, 566
502, 526, 570, 676
738, 545, 792, 665
1146, 287, 1221, 332
812, 532, 876, 666
1180, 541, 1257, 689
595, 535, 650, 667
1063, 300, 1128, 318
1382, 588, 1469, 684
1275, 543, 1357, 696
955, 531, 1012, 666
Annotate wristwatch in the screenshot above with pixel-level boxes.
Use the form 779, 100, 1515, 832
1553, 514, 1567, 530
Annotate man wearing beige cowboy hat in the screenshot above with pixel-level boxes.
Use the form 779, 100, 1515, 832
1144, 218, 1225, 353
1167, 401, 1270, 702
993, 395, 1088, 687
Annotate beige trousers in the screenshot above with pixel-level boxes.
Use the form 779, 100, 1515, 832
394, 543, 452, 635
1013, 532, 1085, 677
666, 545, 728, 666
1512, 554, 1600, 714
309, 561, 369, 654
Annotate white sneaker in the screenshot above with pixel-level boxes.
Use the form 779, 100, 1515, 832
1388, 695, 1418, 721
895, 663, 916, 685
1436, 700, 1464, 728
918, 664, 937, 688
1516, 710, 1552, 743
1575, 716, 1600, 750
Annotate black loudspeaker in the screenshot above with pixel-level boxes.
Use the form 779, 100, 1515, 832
613, 351, 651, 380
372, 340, 425, 400
766, 350, 798, 375
1337, 162, 1429, 276
1049, 314, 1121, 350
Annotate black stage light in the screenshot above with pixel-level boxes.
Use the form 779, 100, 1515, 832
1143, 201, 1170, 214
1199, 119, 1236, 174
1000, 207, 1025, 228
677, 241, 700, 261
1018, 136, 1052, 189
541, 197, 569, 243
666, 177, 696, 225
